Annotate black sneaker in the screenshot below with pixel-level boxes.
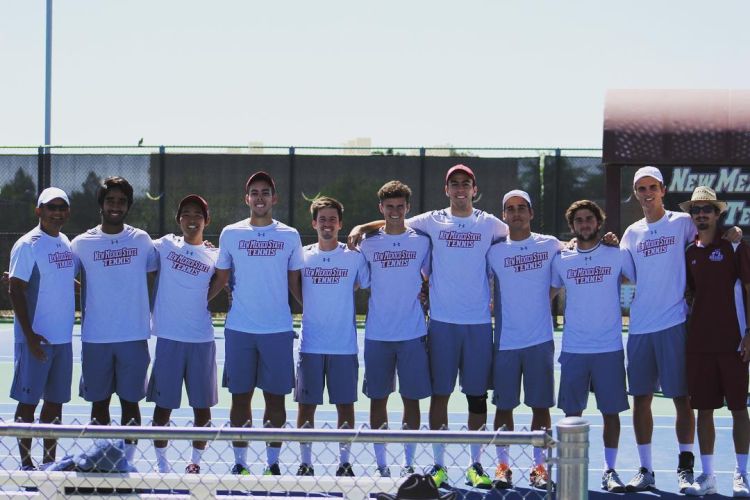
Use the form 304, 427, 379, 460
263, 463, 281, 476
231, 463, 250, 475
296, 463, 314, 476
336, 462, 355, 477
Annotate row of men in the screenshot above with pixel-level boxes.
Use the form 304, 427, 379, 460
7, 165, 750, 495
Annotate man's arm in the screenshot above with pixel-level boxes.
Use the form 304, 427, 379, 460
288, 269, 302, 306
9, 278, 48, 361
208, 268, 230, 301
347, 220, 385, 249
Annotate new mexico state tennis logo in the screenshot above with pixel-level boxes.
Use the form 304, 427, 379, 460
303, 267, 349, 284
373, 250, 417, 268
238, 239, 284, 256
93, 247, 138, 266
438, 230, 481, 248
636, 236, 676, 257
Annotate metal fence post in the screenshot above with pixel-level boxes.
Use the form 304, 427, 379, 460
419, 147, 426, 213
556, 416, 589, 500
158, 145, 166, 236
288, 146, 296, 227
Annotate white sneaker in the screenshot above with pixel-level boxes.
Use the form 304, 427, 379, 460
685, 473, 717, 496
626, 467, 655, 492
678, 467, 695, 493
734, 472, 750, 497
601, 469, 626, 493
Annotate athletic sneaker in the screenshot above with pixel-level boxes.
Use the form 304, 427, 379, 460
684, 473, 717, 496
493, 463, 513, 489
231, 463, 250, 475
376, 466, 391, 478
427, 464, 449, 488
185, 463, 200, 474
678, 451, 695, 493
336, 462, 355, 477
465, 462, 492, 489
530, 464, 553, 490
263, 463, 281, 476
20, 465, 37, 472
733, 472, 750, 497
626, 467, 655, 492
601, 469, 625, 493
296, 463, 314, 476
400, 465, 415, 477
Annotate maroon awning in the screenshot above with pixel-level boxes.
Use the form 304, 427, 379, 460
603, 89, 750, 165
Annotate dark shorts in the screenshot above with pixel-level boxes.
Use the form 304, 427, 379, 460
222, 329, 295, 395
492, 341, 555, 410
687, 351, 749, 411
294, 353, 358, 405
147, 338, 218, 409
11, 342, 73, 405
80, 340, 150, 402
626, 322, 688, 398
557, 350, 629, 415
428, 320, 493, 396
363, 337, 431, 400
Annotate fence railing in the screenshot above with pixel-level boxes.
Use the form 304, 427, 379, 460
0, 419, 590, 499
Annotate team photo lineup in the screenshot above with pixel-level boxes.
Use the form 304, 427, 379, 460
9, 163, 750, 495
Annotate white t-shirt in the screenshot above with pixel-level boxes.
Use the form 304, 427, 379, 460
72, 225, 158, 343
216, 219, 303, 334
9, 226, 75, 344
621, 211, 696, 335
407, 208, 508, 324
488, 233, 561, 350
359, 228, 431, 341
151, 234, 218, 343
300, 243, 369, 355
552, 244, 635, 353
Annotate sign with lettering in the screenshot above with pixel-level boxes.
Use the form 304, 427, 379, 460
663, 166, 750, 226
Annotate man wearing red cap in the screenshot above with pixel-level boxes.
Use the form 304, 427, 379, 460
349, 164, 508, 488
212, 171, 303, 476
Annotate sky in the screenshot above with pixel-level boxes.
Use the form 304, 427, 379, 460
2, 0, 749, 149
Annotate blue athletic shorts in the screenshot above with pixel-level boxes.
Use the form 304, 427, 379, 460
79, 340, 150, 403
11, 342, 72, 405
147, 338, 218, 409
428, 320, 493, 396
492, 340, 555, 410
294, 353, 358, 405
557, 350, 629, 415
627, 322, 688, 398
363, 337, 431, 400
222, 329, 295, 395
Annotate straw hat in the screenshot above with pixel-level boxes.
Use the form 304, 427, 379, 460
678, 186, 727, 214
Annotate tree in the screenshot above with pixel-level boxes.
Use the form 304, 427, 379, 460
0, 169, 37, 233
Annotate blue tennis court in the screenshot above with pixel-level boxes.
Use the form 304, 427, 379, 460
0, 323, 740, 496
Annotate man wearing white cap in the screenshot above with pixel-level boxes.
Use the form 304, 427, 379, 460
9, 187, 75, 470
619, 166, 745, 491
680, 186, 750, 497
486, 189, 561, 490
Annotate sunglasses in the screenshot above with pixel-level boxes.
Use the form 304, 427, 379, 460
43, 203, 69, 212
688, 205, 716, 215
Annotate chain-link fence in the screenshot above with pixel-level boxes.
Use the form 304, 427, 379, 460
0, 419, 588, 499
0, 145, 603, 313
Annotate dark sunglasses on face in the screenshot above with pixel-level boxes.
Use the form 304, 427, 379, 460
689, 205, 716, 215
43, 203, 69, 212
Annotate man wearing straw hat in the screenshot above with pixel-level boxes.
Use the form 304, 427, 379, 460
680, 186, 750, 497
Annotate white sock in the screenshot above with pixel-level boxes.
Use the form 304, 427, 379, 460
339, 442, 351, 464
679, 443, 694, 453
404, 443, 416, 467
495, 445, 510, 465
374, 443, 387, 468
154, 446, 170, 473
470, 444, 483, 464
233, 446, 247, 467
432, 443, 445, 467
701, 454, 714, 476
300, 442, 312, 465
266, 445, 280, 466
604, 447, 618, 471
738, 454, 749, 474
124, 443, 137, 464
637, 444, 653, 471
191, 447, 203, 466
533, 447, 545, 466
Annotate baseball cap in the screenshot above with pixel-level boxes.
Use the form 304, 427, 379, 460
502, 189, 532, 209
245, 171, 276, 193
37, 187, 70, 207
444, 164, 475, 184
633, 166, 664, 187
176, 194, 209, 220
